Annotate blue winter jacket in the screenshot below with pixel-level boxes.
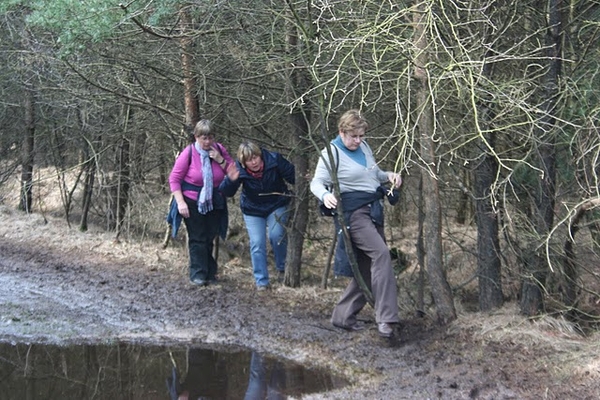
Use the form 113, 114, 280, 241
219, 149, 295, 218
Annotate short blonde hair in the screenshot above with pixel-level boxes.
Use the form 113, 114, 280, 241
338, 109, 368, 133
193, 119, 214, 138
237, 141, 262, 167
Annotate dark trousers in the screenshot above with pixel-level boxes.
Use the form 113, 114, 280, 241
183, 196, 221, 281
331, 205, 400, 326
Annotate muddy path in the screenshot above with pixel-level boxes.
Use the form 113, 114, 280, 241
0, 209, 598, 399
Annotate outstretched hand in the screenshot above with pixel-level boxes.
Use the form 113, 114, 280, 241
226, 162, 240, 181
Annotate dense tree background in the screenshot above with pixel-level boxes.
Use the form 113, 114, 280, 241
1, 0, 599, 325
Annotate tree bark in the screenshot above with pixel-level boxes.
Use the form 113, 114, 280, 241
179, 7, 200, 137
474, 55, 504, 311
473, 128, 503, 311
416, 174, 426, 318
19, 82, 35, 213
284, 4, 311, 288
80, 129, 100, 232
111, 103, 132, 237
80, 157, 95, 232
413, 1, 456, 325
114, 135, 131, 238
286, 109, 310, 288
520, 0, 561, 316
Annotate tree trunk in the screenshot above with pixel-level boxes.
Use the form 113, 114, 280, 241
474, 56, 503, 311
286, 109, 310, 288
416, 174, 426, 318
413, 2, 456, 325
80, 158, 95, 232
179, 7, 200, 137
473, 128, 503, 311
19, 82, 35, 213
113, 135, 131, 238
284, 5, 311, 288
112, 103, 132, 237
80, 131, 99, 232
520, 0, 561, 316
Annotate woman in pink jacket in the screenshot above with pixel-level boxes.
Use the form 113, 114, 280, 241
169, 119, 233, 286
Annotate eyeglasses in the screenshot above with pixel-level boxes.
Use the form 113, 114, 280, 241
343, 131, 365, 141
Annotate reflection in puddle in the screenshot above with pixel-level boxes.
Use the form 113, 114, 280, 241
0, 342, 347, 399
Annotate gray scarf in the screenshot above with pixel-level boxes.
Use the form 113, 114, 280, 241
195, 142, 213, 214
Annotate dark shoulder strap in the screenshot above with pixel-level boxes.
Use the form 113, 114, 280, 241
188, 144, 194, 166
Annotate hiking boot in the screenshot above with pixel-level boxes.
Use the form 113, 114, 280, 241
277, 270, 285, 283
191, 277, 207, 286
256, 285, 270, 292
378, 322, 394, 338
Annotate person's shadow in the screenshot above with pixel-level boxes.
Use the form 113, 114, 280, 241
166, 349, 287, 400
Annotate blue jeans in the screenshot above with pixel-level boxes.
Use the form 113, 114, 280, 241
243, 206, 288, 287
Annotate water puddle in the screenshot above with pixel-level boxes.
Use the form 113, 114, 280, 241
0, 341, 347, 399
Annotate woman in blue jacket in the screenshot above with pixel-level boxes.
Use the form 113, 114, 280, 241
220, 141, 295, 290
